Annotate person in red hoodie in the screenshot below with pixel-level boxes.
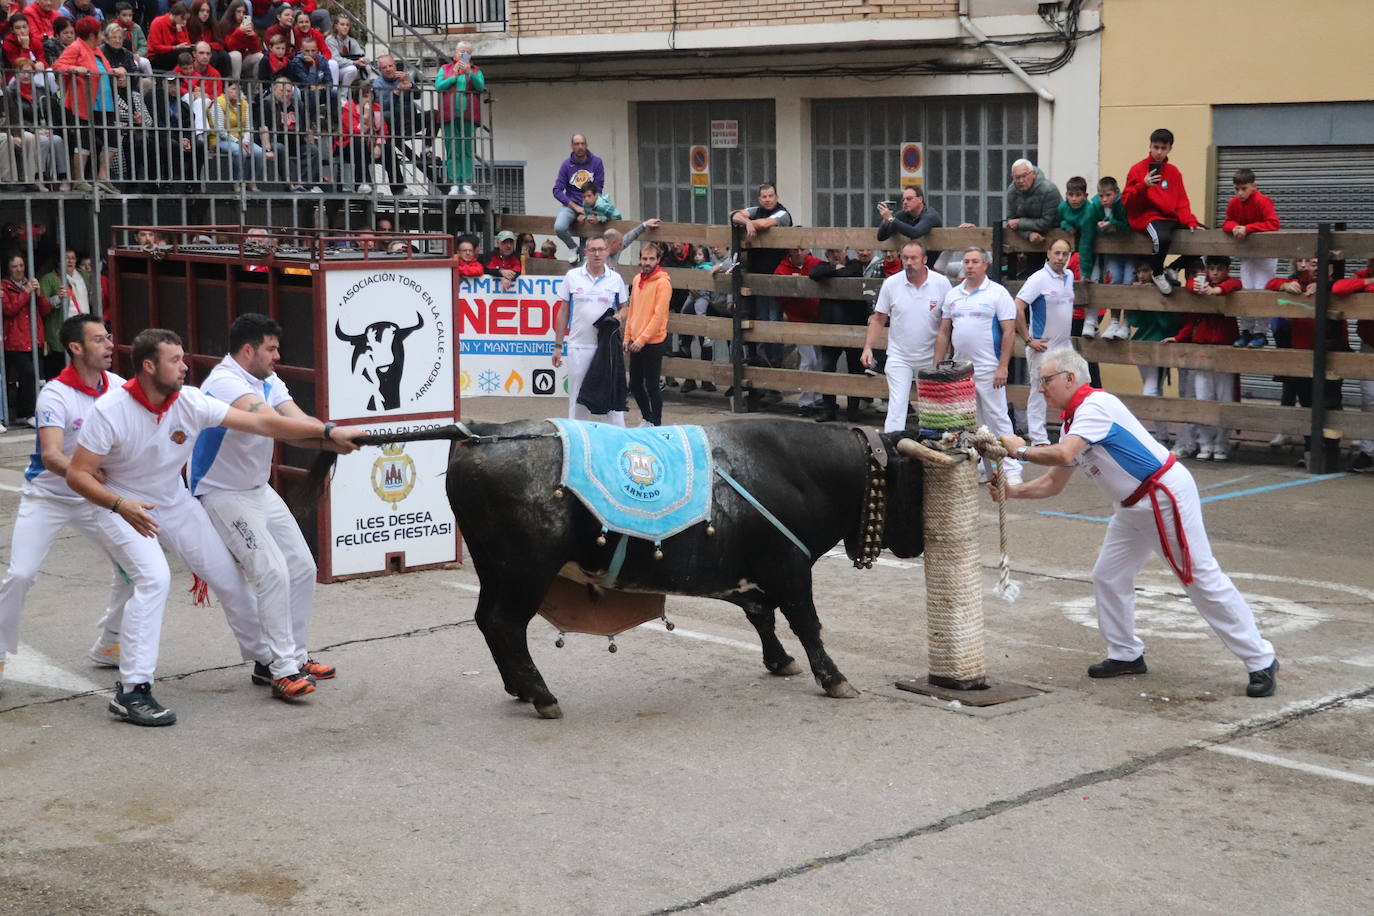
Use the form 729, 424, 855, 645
774, 245, 825, 415
2, 251, 52, 425
1122, 128, 1200, 297
1221, 168, 1282, 346
1162, 256, 1240, 460
21, 0, 57, 43
146, 1, 191, 71
455, 235, 485, 278
484, 230, 522, 292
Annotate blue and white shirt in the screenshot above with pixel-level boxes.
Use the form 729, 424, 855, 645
557, 264, 628, 349
1016, 262, 1075, 347
941, 277, 1017, 371
1064, 390, 1173, 503
26, 371, 123, 502
190, 355, 293, 495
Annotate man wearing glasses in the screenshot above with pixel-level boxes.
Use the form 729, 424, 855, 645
0, 316, 131, 683
552, 233, 628, 425
993, 346, 1279, 699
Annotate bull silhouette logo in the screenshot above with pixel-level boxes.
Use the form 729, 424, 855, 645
334, 310, 425, 411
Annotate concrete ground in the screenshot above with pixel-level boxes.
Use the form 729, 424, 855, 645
1, 388, 1372, 915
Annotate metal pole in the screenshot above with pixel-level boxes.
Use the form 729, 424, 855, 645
730, 222, 746, 414
991, 221, 1004, 283
1308, 223, 1332, 474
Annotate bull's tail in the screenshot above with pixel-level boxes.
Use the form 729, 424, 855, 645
292, 424, 475, 515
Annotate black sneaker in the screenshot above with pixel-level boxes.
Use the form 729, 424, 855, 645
1087, 655, 1147, 678
252, 660, 317, 687
109, 681, 177, 726
680, 379, 698, 394
1350, 452, 1373, 474
1246, 659, 1279, 698
700, 381, 717, 393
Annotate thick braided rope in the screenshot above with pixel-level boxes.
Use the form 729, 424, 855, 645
968, 427, 1021, 603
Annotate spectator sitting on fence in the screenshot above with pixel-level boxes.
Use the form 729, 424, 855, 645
455, 234, 483, 278
208, 80, 266, 189
1222, 167, 1282, 348
256, 73, 320, 191
1056, 177, 1109, 337
485, 230, 521, 292
146, 1, 191, 71
1085, 175, 1131, 322
876, 185, 942, 266
808, 246, 868, 423
1162, 256, 1240, 461
325, 12, 365, 87
6, 57, 69, 190
578, 181, 620, 228
1123, 127, 1200, 297
551, 134, 605, 259
217, 0, 261, 79
435, 39, 482, 197
1127, 261, 1179, 447
773, 244, 825, 418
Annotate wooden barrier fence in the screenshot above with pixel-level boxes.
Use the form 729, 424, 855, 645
499, 215, 1374, 472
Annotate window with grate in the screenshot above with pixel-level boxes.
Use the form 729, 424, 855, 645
477, 161, 526, 214
636, 100, 777, 225
812, 95, 1038, 229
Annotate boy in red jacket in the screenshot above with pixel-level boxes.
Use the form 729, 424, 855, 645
1123, 128, 1199, 297
1222, 168, 1281, 347
1163, 256, 1240, 460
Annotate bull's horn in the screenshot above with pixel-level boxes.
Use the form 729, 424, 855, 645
896, 437, 964, 468
334, 319, 353, 342
396, 311, 425, 335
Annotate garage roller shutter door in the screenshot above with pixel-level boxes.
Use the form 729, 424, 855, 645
1214, 145, 1374, 403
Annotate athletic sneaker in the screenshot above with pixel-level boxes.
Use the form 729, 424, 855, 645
1248, 335, 1266, 348
1170, 443, 1196, 458
109, 681, 177, 726
272, 673, 316, 701
1088, 655, 1147, 678
88, 639, 120, 667
1151, 273, 1173, 296
1212, 450, 1229, 462
1246, 659, 1279, 698
1232, 332, 1250, 348
1196, 447, 1213, 461
301, 658, 335, 680
1081, 319, 1098, 339
1268, 433, 1290, 448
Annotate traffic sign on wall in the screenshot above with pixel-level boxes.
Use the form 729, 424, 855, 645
899, 141, 925, 187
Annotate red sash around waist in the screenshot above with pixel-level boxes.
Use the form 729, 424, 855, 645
1120, 454, 1194, 586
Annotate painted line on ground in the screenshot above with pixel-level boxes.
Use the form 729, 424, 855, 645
1036, 471, 1348, 524
822, 547, 922, 570
1035, 510, 1110, 523
1198, 471, 1267, 491
4, 643, 107, 693
1205, 745, 1374, 787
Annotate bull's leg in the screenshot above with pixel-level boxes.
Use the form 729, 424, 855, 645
773, 586, 859, 699
473, 580, 563, 720
739, 602, 803, 676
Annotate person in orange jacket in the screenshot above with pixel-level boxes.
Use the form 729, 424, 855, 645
623, 243, 671, 426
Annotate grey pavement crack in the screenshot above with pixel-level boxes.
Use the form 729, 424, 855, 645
645, 681, 1374, 914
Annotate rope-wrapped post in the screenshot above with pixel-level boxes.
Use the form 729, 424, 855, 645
908, 361, 986, 690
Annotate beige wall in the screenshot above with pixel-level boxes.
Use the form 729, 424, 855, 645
508, 0, 955, 37
1098, 0, 1374, 224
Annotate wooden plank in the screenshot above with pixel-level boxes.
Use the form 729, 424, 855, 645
739, 226, 991, 252
1079, 339, 1374, 380
497, 215, 729, 247
1005, 228, 1338, 260
667, 313, 734, 339
741, 321, 874, 348
1083, 285, 1371, 319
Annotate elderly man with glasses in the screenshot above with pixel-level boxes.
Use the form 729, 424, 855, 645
993, 346, 1280, 699
552, 232, 628, 425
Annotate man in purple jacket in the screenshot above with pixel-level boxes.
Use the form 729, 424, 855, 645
552, 134, 605, 260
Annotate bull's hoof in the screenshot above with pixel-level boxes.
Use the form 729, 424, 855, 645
767, 658, 803, 677
534, 701, 563, 719
824, 679, 860, 699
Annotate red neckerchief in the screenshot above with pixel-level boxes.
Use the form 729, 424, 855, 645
18, 79, 35, 104
54, 365, 108, 397
123, 377, 179, 424
638, 265, 665, 285
1058, 383, 1100, 434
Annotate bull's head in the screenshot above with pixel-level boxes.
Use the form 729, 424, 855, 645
842, 432, 925, 562
334, 311, 424, 411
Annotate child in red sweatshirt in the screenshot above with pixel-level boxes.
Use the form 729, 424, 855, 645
1163, 256, 1240, 460
1122, 128, 1200, 297
1222, 168, 1281, 346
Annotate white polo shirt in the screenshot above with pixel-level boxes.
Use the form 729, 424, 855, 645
78, 384, 230, 506
25, 370, 124, 502
1065, 390, 1173, 504
190, 355, 294, 495
942, 277, 1017, 371
558, 264, 629, 349
1016, 263, 1075, 347
874, 268, 952, 366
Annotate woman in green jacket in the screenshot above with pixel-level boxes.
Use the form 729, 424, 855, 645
434, 40, 485, 197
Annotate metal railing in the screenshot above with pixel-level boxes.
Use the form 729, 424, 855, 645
391, 0, 507, 30
0, 67, 493, 199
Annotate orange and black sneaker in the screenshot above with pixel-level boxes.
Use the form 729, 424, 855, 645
271, 673, 317, 701
300, 658, 335, 680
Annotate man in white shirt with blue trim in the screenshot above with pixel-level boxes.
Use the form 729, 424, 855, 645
0, 315, 131, 684
192, 314, 340, 699
862, 239, 951, 433
995, 347, 1279, 698
67, 329, 365, 726
934, 246, 1023, 483
551, 232, 628, 425
1014, 236, 1076, 445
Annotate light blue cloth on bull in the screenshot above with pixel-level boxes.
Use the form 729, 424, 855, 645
550, 419, 712, 541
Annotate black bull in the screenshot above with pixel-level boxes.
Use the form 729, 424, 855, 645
306, 419, 925, 719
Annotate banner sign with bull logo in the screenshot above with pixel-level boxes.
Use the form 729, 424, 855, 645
325, 267, 455, 419
457, 274, 568, 398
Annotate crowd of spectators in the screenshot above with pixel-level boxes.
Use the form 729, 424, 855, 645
0, 2, 487, 196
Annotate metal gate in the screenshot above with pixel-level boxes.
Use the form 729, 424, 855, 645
636, 100, 777, 226
812, 94, 1038, 228
1214, 145, 1374, 402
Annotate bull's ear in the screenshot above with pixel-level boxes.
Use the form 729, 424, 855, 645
882, 453, 925, 559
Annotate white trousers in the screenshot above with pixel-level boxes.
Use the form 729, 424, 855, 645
1237, 258, 1278, 335
882, 356, 923, 434
1193, 370, 1235, 451
199, 485, 315, 679
0, 493, 132, 655
89, 490, 264, 687
974, 369, 1022, 482
1024, 346, 1058, 446
798, 345, 823, 408
1092, 465, 1275, 671
1137, 364, 1171, 443
564, 345, 626, 426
